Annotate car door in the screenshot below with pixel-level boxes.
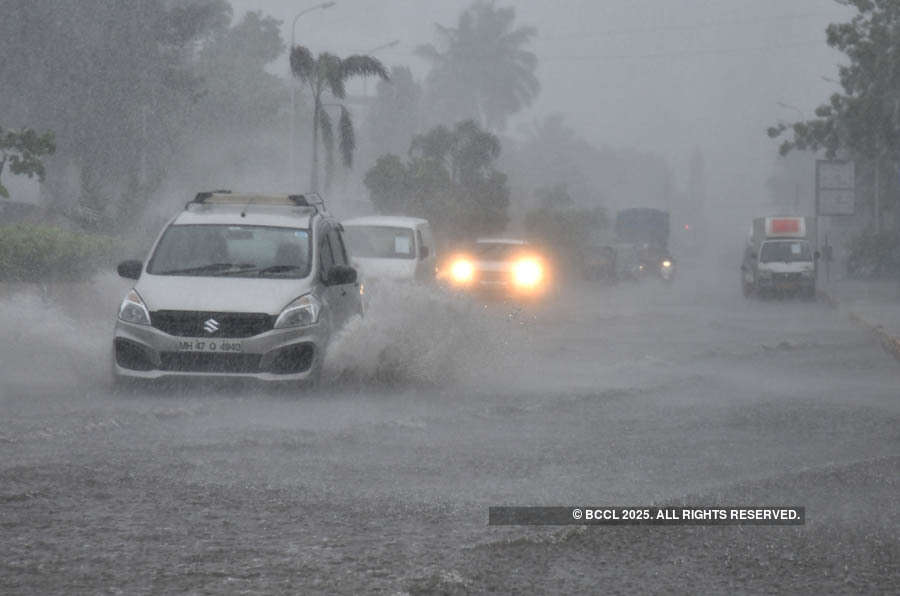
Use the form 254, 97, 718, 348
415, 224, 436, 282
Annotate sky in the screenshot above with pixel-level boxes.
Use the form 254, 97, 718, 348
222, 0, 853, 218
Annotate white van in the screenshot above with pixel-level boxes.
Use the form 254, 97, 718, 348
341, 216, 436, 282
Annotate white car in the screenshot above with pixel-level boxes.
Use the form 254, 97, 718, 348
341, 216, 437, 282
112, 191, 361, 387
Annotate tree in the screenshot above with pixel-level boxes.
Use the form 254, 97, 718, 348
768, 2, 900, 158
364, 66, 423, 160
416, 0, 539, 131
0, 0, 230, 224
767, 0, 900, 230
193, 10, 286, 133
364, 119, 509, 241
290, 45, 388, 191
0, 127, 55, 199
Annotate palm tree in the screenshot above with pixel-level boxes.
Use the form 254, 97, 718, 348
290, 46, 389, 191
416, 1, 539, 131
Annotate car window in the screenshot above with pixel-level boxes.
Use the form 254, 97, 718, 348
329, 228, 348, 266
319, 226, 335, 273
147, 224, 311, 278
760, 241, 811, 263
343, 226, 416, 260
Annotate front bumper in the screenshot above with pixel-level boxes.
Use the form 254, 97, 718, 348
757, 275, 815, 293
112, 319, 326, 383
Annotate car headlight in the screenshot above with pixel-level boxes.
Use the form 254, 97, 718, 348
661, 260, 672, 268
512, 258, 543, 287
450, 259, 475, 284
274, 293, 321, 329
118, 288, 151, 325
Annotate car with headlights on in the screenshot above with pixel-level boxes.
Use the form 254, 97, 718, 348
112, 191, 360, 388
438, 238, 552, 299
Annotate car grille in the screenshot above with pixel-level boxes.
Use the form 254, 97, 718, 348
773, 273, 802, 282
478, 270, 509, 283
150, 311, 275, 338
159, 352, 262, 373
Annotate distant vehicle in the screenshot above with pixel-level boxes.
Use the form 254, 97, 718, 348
341, 216, 436, 283
439, 238, 553, 299
112, 191, 361, 388
615, 207, 676, 282
741, 216, 818, 299
583, 244, 616, 281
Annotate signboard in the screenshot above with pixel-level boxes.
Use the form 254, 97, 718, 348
816, 160, 855, 215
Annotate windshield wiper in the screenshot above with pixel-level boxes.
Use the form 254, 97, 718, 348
255, 265, 305, 276
156, 263, 255, 276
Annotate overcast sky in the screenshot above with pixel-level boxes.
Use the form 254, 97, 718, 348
229, 0, 853, 213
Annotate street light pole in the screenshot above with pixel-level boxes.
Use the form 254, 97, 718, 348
289, 1, 336, 190
361, 39, 398, 98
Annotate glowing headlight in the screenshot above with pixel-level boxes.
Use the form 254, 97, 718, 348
274, 293, 321, 328
118, 288, 150, 325
450, 259, 475, 284
662, 260, 672, 268
513, 258, 543, 287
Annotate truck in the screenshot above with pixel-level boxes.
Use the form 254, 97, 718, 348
613, 207, 675, 281
741, 216, 818, 299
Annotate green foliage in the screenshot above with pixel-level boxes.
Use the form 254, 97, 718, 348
365, 66, 423, 158
768, 1, 900, 159
290, 45, 389, 191
846, 229, 900, 278
417, 0, 539, 131
523, 185, 608, 276
0, 0, 230, 216
0, 127, 56, 199
364, 120, 510, 241
193, 10, 286, 133
0, 224, 118, 282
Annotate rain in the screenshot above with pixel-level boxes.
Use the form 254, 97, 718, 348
1, 1, 898, 593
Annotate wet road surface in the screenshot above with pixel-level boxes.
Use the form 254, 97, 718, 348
1, 265, 898, 594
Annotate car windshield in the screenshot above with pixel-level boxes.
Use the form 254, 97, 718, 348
147, 224, 311, 278
473, 242, 525, 260
344, 225, 415, 259
760, 240, 811, 263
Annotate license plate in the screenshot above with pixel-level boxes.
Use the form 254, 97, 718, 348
177, 339, 243, 353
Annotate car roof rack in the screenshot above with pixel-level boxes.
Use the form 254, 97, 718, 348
185, 190, 328, 214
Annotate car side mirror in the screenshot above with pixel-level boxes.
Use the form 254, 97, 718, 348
420, 246, 430, 259
327, 264, 357, 285
814, 251, 821, 260
117, 259, 142, 280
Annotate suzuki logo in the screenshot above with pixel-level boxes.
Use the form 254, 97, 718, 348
203, 318, 220, 334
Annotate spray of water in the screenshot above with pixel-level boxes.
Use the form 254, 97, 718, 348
0, 283, 117, 394
323, 281, 517, 388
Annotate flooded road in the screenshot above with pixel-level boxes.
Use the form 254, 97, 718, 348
1, 263, 898, 594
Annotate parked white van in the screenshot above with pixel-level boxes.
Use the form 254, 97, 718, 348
341, 216, 436, 282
